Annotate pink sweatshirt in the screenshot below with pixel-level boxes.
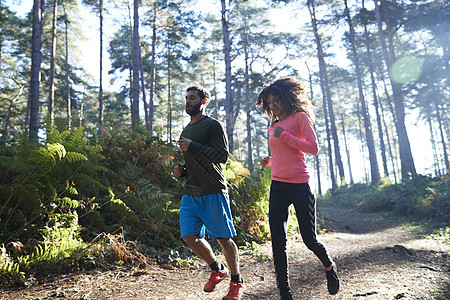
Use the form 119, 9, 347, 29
267, 112, 319, 183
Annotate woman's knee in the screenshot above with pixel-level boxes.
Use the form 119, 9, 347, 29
304, 237, 324, 253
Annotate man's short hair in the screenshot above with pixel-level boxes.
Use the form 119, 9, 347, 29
187, 85, 211, 100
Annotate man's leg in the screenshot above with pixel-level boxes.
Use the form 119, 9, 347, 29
217, 238, 239, 276
182, 234, 216, 265
218, 238, 244, 300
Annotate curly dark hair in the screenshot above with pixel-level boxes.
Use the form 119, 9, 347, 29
186, 85, 211, 101
256, 77, 315, 124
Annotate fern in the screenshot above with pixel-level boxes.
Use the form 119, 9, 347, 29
73, 173, 108, 194
0, 260, 25, 284
78, 160, 108, 173
146, 201, 168, 220
136, 178, 157, 197
47, 143, 67, 162
65, 151, 88, 163
65, 127, 85, 150
109, 198, 140, 224
0, 156, 28, 175
0, 245, 26, 285
57, 197, 79, 209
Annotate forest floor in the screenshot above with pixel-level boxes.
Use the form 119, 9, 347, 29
1, 206, 449, 300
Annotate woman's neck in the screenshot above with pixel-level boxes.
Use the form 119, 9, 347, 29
277, 112, 290, 121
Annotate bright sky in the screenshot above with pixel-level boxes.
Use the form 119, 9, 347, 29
5, 0, 436, 185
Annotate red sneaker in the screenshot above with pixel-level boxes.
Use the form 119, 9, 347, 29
222, 282, 245, 300
204, 268, 228, 292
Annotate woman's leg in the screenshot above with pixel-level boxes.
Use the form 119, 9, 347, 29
291, 183, 333, 268
269, 181, 292, 297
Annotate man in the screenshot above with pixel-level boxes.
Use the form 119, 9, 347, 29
173, 85, 245, 300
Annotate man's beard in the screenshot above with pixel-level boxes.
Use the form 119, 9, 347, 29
186, 101, 202, 116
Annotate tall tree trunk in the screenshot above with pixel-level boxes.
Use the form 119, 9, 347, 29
242, 14, 253, 170
221, 0, 234, 153
427, 116, 441, 177
357, 102, 369, 182
64, 5, 71, 130
98, 0, 104, 128
362, 0, 388, 178
380, 97, 398, 183
80, 100, 84, 128
320, 80, 336, 188
306, 62, 322, 194
29, 0, 41, 141
435, 101, 449, 171
374, 0, 416, 179
131, 0, 141, 131
139, 41, 149, 131
212, 45, 219, 120
0, 0, 2, 69
47, 0, 57, 129
341, 115, 354, 184
344, 0, 379, 184
167, 45, 172, 143
148, 6, 157, 133
307, 0, 344, 187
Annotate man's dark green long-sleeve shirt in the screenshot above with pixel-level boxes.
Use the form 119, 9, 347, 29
180, 116, 229, 197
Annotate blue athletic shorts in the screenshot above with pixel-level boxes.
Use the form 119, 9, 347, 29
179, 193, 236, 239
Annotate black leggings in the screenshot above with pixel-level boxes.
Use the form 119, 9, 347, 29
269, 180, 333, 294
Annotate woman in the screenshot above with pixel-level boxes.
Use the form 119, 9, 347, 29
257, 77, 339, 299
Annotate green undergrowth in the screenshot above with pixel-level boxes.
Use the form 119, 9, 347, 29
0, 125, 272, 287
318, 173, 450, 243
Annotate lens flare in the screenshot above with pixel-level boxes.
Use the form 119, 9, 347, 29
390, 56, 423, 84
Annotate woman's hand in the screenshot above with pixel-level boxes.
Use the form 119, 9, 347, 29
273, 126, 284, 138
261, 156, 271, 167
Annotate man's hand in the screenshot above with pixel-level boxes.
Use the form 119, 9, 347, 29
261, 156, 271, 167
174, 163, 186, 178
273, 126, 284, 138
177, 137, 192, 152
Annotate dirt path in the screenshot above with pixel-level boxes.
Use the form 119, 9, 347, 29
1, 206, 449, 300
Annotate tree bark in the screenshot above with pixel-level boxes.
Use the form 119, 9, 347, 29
341, 115, 354, 184
167, 45, 172, 143
307, 0, 344, 187
47, 0, 57, 129
131, 0, 141, 131
344, 0, 379, 184
148, 5, 157, 133
380, 96, 398, 183
212, 45, 219, 120
362, 0, 389, 178
98, 0, 104, 128
221, 0, 234, 153
139, 41, 149, 132
374, 0, 416, 179
306, 62, 322, 194
242, 14, 253, 170
427, 116, 441, 177
28, 0, 41, 141
434, 100, 449, 171
63, 4, 71, 130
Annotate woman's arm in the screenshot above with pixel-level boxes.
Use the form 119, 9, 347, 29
278, 113, 318, 156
